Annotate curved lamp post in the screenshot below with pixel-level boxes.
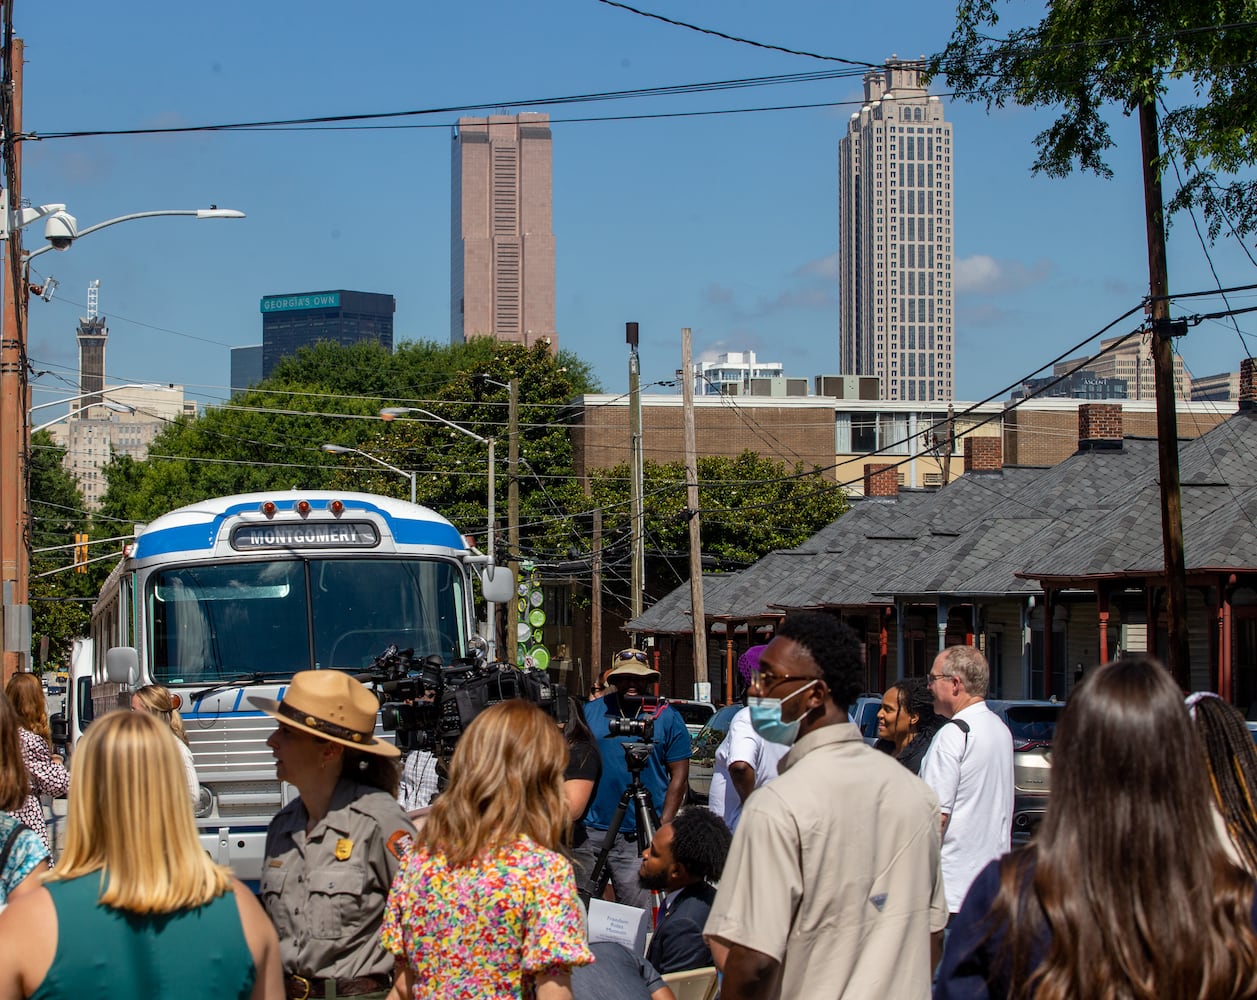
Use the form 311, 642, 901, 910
320, 444, 416, 504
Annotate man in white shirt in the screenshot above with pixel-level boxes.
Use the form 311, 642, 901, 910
708, 704, 789, 831
920, 645, 1014, 917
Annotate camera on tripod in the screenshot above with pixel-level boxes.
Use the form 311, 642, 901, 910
607, 716, 654, 740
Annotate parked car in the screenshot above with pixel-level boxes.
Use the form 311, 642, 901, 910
687, 703, 741, 803
985, 699, 1064, 844
850, 694, 884, 747
666, 699, 717, 741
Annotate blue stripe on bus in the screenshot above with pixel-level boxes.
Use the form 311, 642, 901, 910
133, 498, 465, 558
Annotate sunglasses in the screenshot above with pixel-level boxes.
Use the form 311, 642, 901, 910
615, 650, 649, 663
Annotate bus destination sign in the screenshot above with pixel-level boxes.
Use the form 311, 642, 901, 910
230, 521, 380, 550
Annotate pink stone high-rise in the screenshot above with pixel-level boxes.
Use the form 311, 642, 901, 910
450, 113, 557, 351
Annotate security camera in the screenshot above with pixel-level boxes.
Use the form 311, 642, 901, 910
44, 211, 78, 251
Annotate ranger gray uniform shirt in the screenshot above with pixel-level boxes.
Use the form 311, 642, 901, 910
262, 778, 417, 980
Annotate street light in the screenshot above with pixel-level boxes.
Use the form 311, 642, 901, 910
380, 407, 498, 658
0, 202, 245, 681
32, 400, 133, 435
29, 383, 163, 416
379, 407, 496, 562
321, 444, 416, 505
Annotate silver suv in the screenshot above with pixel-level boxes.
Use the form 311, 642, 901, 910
985, 699, 1063, 843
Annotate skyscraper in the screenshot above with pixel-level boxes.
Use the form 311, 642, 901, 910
450, 113, 556, 351
259, 290, 394, 378
839, 59, 954, 401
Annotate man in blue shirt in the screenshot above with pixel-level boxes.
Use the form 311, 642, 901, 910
575, 648, 692, 908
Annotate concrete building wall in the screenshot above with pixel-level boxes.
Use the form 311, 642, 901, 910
839, 58, 954, 402
451, 113, 556, 351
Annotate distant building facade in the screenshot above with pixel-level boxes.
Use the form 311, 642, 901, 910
260, 290, 394, 379
839, 58, 955, 402
1056, 334, 1186, 401
1191, 370, 1239, 403
1012, 370, 1128, 401
450, 113, 556, 351
230, 345, 263, 394
49, 385, 193, 509
694, 351, 785, 395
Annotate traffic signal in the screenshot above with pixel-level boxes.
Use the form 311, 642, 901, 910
74, 533, 89, 572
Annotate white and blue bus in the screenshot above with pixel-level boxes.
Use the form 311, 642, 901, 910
83, 490, 512, 882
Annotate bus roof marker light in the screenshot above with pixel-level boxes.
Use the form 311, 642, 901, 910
261, 501, 277, 516
296, 500, 312, 516
329, 500, 345, 515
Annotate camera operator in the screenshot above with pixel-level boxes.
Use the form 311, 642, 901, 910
575, 649, 691, 909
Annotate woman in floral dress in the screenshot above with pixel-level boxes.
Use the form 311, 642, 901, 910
5, 673, 69, 855
382, 700, 593, 1000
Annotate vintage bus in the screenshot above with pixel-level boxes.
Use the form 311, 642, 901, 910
82, 490, 511, 882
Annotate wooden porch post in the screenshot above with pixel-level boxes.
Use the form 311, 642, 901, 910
1043, 587, 1055, 700
1098, 587, 1111, 668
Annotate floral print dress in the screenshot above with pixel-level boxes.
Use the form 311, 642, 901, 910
13, 728, 69, 855
381, 836, 593, 999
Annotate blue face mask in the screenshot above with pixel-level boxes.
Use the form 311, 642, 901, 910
749, 681, 818, 746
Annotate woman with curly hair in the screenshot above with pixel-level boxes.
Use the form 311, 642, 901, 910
0, 691, 49, 906
4, 674, 69, 855
936, 656, 1257, 999
1188, 692, 1257, 873
382, 699, 594, 1000
876, 676, 942, 775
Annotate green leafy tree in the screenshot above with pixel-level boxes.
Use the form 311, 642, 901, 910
28, 431, 99, 668
930, 2, 1257, 237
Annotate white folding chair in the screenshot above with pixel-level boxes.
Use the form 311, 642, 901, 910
661, 966, 719, 1000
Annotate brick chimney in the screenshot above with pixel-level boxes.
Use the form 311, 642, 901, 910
963, 436, 1002, 474
864, 462, 899, 498
1078, 403, 1123, 451
1240, 357, 1257, 412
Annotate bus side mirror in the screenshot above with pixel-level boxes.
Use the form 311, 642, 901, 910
480, 564, 515, 605
105, 646, 139, 685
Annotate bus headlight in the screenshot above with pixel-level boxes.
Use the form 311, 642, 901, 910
194, 785, 215, 819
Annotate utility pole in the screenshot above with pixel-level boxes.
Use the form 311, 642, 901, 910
1, 39, 27, 683
627, 322, 644, 626
681, 328, 708, 693
505, 378, 520, 665
1139, 96, 1191, 687
591, 502, 602, 688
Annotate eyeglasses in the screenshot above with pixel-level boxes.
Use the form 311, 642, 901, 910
615, 650, 649, 664
927, 671, 955, 685
750, 670, 816, 695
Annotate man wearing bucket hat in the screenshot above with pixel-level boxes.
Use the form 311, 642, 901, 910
575, 648, 692, 909
252, 671, 416, 1000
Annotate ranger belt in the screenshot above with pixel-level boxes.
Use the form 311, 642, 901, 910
285, 973, 392, 999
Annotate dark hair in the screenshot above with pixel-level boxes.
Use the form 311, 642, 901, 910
891, 677, 938, 729
775, 612, 863, 711
563, 697, 596, 748
989, 656, 1257, 999
342, 748, 401, 796
0, 691, 29, 812
670, 807, 732, 882
1191, 695, 1257, 873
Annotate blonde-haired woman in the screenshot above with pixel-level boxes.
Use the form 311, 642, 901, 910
382, 699, 593, 1000
132, 683, 198, 804
0, 710, 283, 1000
4, 673, 69, 854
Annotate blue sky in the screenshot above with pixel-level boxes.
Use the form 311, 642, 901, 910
17, 0, 1257, 414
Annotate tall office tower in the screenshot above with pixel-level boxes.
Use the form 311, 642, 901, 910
76, 279, 108, 415
450, 113, 556, 351
839, 59, 954, 401
260, 290, 394, 379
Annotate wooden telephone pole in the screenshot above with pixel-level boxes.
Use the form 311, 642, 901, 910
1138, 97, 1191, 687
681, 328, 708, 692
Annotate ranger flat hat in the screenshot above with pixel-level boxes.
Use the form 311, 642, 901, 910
250, 670, 399, 758
606, 648, 661, 683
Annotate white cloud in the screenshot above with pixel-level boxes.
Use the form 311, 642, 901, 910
795, 253, 839, 280
954, 255, 1052, 295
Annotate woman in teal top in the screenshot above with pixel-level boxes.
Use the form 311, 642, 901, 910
0, 710, 284, 1000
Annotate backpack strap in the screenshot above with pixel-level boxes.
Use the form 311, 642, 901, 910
0, 819, 29, 878
946, 717, 970, 760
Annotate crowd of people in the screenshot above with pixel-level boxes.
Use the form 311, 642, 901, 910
1, 619, 1256, 999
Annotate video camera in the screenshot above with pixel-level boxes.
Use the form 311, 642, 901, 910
365, 644, 568, 755
606, 715, 654, 740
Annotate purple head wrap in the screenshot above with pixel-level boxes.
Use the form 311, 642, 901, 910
738, 644, 769, 684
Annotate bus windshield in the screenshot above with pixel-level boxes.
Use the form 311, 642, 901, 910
148, 557, 467, 684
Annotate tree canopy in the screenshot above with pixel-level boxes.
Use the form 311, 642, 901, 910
930, 1, 1257, 238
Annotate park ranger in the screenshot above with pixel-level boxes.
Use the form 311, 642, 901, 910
254, 671, 416, 1000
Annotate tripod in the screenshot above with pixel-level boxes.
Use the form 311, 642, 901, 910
580, 741, 660, 904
